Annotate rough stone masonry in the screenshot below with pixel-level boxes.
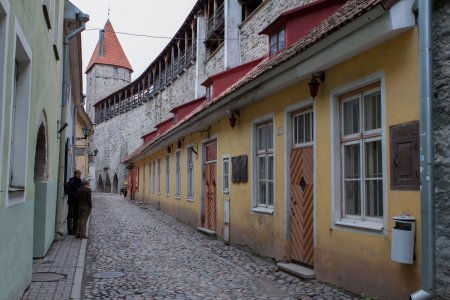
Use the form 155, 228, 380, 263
433, 0, 450, 298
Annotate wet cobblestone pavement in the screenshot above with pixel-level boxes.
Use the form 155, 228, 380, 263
82, 194, 360, 300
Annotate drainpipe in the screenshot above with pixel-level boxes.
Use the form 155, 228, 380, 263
410, 0, 435, 299
55, 11, 89, 235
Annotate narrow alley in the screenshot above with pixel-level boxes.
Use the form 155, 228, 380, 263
82, 194, 357, 300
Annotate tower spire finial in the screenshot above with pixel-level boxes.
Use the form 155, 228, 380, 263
107, 4, 110, 20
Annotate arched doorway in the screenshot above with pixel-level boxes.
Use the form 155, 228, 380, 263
34, 123, 47, 181
97, 174, 104, 192
33, 118, 49, 257
105, 173, 111, 193
113, 173, 118, 194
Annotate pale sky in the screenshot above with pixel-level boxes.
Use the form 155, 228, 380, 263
71, 0, 198, 91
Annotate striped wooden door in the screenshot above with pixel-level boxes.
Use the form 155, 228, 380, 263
290, 146, 314, 266
203, 163, 217, 231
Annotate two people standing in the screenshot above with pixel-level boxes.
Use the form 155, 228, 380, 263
66, 170, 92, 239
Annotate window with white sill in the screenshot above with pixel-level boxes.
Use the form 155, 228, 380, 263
8, 28, 32, 204
152, 160, 156, 194
255, 120, 274, 208
165, 154, 170, 196
148, 162, 151, 192
338, 83, 384, 228
222, 156, 230, 194
175, 150, 181, 198
157, 158, 161, 194
186, 146, 194, 199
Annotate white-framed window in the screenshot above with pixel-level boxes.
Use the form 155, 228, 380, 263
142, 163, 145, 193
293, 109, 314, 147
206, 84, 213, 101
152, 160, 156, 193
255, 120, 274, 208
331, 78, 386, 231
222, 155, 230, 194
7, 21, 32, 205
175, 150, 181, 198
341, 85, 383, 219
157, 158, 161, 194
147, 162, 152, 193
165, 154, 170, 196
0, 0, 9, 194
269, 27, 285, 57
186, 146, 194, 199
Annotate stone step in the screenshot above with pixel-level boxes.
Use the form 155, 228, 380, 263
277, 262, 316, 279
196, 227, 217, 238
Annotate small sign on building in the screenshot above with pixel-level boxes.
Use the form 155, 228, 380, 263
75, 146, 87, 157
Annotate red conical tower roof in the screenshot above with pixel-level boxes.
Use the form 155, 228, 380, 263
86, 20, 133, 73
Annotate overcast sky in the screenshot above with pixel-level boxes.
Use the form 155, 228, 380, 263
71, 0, 198, 91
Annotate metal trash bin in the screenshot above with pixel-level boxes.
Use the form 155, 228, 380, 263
391, 215, 415, 264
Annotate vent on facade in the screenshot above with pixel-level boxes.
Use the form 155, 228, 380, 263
99, 29, 105, 57
300, 176, 307, 192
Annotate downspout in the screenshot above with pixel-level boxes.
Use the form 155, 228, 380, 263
410, 0, 435, 299
55, 12, 89, 235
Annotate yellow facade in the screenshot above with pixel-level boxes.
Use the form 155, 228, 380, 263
133, 29, 420, 299
75, 110, 92, 179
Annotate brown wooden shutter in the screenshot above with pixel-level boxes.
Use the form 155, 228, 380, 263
390, 121, 419, 190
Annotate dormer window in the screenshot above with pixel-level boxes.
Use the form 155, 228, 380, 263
206, 84, 214, 101
270, 28, 285, 56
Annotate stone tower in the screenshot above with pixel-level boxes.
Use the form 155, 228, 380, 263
85, 20, 133, 119
85, 20, 133, 191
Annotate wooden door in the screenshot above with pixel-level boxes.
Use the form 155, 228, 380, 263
290, 146, 314, 266
203, 141, 217, 231
203, 163, 217, 230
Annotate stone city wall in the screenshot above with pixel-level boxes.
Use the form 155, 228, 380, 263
433, 0, 450, 297
93, 65, 197, 192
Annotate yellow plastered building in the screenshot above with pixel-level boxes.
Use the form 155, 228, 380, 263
125, 2, 420, 298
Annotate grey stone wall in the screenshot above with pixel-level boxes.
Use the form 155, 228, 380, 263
205, 44, 225, 78
239, 0, 312, 63
86, 64, 132, 119
92, 64, 197, 192
433, 1, 450, 298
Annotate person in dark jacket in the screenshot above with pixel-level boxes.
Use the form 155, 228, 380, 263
76, 179, 92, 239
66, 170, 82, 235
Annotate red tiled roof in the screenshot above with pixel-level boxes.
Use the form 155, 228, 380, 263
211, 0, 396, 105
123, 0, 397, 164
86, 20, 133, 73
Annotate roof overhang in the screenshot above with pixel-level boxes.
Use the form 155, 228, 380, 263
125, 0, 415, 164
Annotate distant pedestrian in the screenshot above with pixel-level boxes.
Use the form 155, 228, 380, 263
121, 180, 128, 198
66, 170, 82, 235
76, 179, 92, 239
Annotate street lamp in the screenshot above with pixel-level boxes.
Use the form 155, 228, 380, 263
76, 127, 91, 140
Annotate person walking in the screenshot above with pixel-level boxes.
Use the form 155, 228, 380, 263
76, 179, 92, 239
66, 170, 82, 235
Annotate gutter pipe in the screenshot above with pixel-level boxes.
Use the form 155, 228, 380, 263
55, 11, 89, 235
411, 0, 435, 299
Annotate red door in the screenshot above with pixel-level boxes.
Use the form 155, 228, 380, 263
203, 141, 217, 231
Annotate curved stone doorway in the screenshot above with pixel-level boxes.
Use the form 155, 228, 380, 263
113, 173, 118, 194
97, 174, 104, 192
105, 173, 111, 193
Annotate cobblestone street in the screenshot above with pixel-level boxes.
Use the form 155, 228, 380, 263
82, 194, 359, 300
